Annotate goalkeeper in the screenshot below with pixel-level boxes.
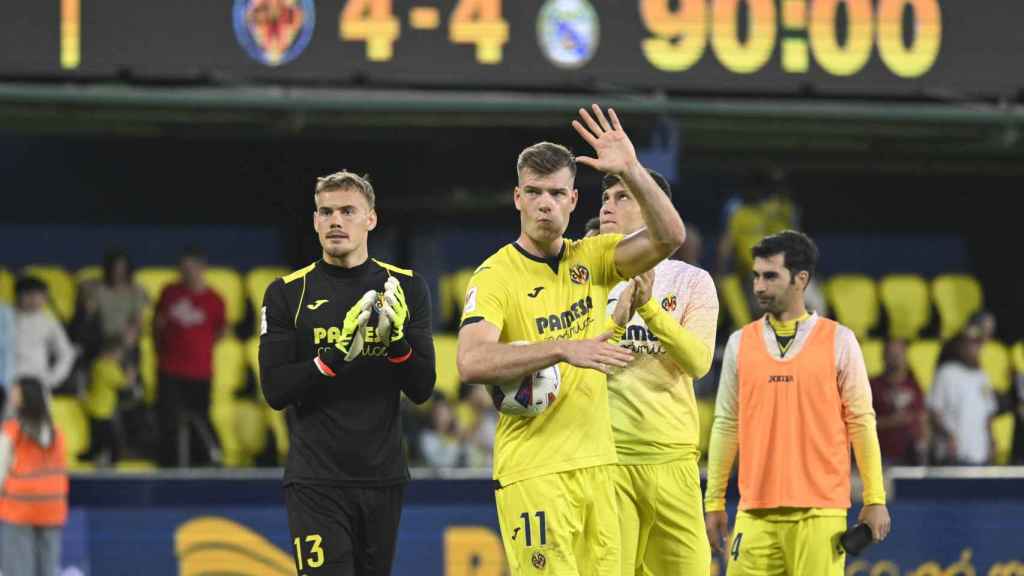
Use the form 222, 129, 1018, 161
259, 171, 435, 576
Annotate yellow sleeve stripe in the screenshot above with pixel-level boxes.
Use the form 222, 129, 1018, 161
372, 259, 414, 277
282, 262, 316, 284
294, 275, 306, 328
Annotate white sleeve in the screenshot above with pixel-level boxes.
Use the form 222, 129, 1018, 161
46, 318, 78, 389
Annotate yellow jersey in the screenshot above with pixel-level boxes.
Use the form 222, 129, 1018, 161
607, 259, 719, 464
461, 234, 625, 485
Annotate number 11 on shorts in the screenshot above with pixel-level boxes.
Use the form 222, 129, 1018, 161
518, 510, 547, 546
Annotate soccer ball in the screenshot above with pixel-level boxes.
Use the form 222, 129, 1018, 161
488, 344, 561, 417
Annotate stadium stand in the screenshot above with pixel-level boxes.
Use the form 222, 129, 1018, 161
879, 274, 932, 340
205, 266, 246, 328
825, 274, 879, 339
22, 264, 76, 322
932, 274, 984, 340
906, 339, 942, 394
861, 338, 885, 379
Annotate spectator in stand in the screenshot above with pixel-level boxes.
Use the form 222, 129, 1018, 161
13, 277, 76, 392
0, 302, 14, 412
92, 250, 147, 350
68, 251, 147, 398
79, 337, 136, 465
870, 339, 929, 465
461, 385, 497, 468
0, 377, 68, 576
419, 392, 465, 468
1009, 367, 1024, 465
584, 216, 601, 238
928, 326, 998, 465
154, 247, 226, 467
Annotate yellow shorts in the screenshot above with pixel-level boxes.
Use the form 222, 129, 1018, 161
727, 511, 846, 576
494, 465, 620, 575
612, 457, 711, 576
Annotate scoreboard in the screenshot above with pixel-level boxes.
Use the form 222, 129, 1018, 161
1, 0, 1021, 99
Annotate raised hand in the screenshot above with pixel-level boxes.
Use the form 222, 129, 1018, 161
571, 104, 639, 176
632, 269, 655, 310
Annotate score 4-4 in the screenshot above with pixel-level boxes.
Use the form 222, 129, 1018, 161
340, 0, 509, 64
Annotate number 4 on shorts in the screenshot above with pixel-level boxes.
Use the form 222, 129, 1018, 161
731, 533, 743, 561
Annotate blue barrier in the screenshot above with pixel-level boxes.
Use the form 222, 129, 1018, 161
54, 470, 1024, 575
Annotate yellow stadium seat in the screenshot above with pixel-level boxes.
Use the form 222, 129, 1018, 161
115, 459, 158, 472
235, 400, 270, 465
210, 337, 247, 466
906, 339, 942, 394
451, 268, 474, 320
135, 267, 179, 303
22, 265, 76, 323
931, 274, 983, 340
139, 336, 158, 405
51, 396, 89, 469
1013, 341, 1024, 375
75, 265, 103, 286
825, 275, 879, 339
213, 337, 247, 401
992, 414, 1015, 465
206, 267, 246, 328
0, 268, 13, 305
245, 337, 289, 463
433, 333, 460, 402
244, 267, 288, 332
861, 339, 885, 379
980, 341, 1011, 394
135, 267, 179, 334
879, 274, 931, 340
720, 274, 752, 330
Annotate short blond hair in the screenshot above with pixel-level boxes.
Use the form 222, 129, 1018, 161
314, 171, 376, 210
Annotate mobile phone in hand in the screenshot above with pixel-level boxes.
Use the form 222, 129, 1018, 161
840, 523, 874, 556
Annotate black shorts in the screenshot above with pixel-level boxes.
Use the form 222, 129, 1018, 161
285, 483, 405, 576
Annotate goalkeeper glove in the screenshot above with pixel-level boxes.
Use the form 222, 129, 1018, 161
375, 276, 412, 362
314, 290, 375, 377
381, 277, 408, 343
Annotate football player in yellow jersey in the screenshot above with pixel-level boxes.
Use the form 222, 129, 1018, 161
457, 105, 685, 575
600, 170, 719, 576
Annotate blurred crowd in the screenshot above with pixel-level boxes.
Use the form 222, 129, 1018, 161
0, 167, 1022, 472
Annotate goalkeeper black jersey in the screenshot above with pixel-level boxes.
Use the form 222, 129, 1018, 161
259, 258, 435, 487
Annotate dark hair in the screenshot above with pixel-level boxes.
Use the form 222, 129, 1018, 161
16, 377, 52, 434
181, 245, 207, 262
14, 275, 47, 298
517, 142, 576, 179
601, 168, 672, 199
751, 230, 818, 282
584, 216, 601, 235
102, 249, 133, 286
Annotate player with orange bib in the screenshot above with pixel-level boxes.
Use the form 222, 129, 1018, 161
705, 230, 891, 575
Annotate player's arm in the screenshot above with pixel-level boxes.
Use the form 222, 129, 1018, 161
837, 327, 892, 541
704, 331, 741, 555
572, 105, 685, 278
389, 275, 436, 405
458, 320, 632, 384
258, 280, 361, 410
635, 270, 718, 379
837, 327, 886, 505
